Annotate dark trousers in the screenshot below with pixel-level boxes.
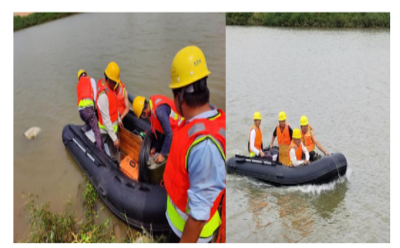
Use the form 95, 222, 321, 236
79, 107, 104, 152
101, 133, 119, 162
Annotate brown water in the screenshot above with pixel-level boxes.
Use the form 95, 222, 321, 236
14, 13, 225, 242
226, 26, 389, 242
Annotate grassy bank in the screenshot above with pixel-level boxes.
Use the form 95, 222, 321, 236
14, 13, 76, 31
22, 181, 164, 243
226, 13, 390, 28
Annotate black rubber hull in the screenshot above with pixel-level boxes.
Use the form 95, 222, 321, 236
227, 153, 347, 186
62, 111, 169, 233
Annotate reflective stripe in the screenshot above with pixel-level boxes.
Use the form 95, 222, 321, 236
187, 123, 206, 138
166, 195, 221, 238
218, 128, 226, 139
98, 120, 118, 133
208, 112, 221, 121
170, 110, 179, 121
154, 98, 162, 105
78, 99, 94, 108
250, 151, 256, 157
178, 118, 184, 126
185, 135, 226, 169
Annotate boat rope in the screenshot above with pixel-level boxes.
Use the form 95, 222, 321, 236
330, 154, 341, 179
72, 138, 95, 163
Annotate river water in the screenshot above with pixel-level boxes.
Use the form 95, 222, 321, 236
226, 26, 389, 242
14, 13, 225, 242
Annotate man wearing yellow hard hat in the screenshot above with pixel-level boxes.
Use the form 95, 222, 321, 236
269, 111, 293, 153
300, 115, 329, 161
76, 69, 104, 151
288, 128, 310, 166
163, 46, 226, 243
248, 112, 265, 158
114, 78, 130, 127
95, 62, 122, 161
132, 94, 183, 163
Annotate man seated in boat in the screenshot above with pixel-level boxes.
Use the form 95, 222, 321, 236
288, 128, 310, 167
248, 112, 265, 158
300, 115, 329, 161
132, 95, 184, 163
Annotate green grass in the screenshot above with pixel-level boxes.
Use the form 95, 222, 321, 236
14, 13, 76, 31
226, 13, 390, 28
23, 181, 165, 243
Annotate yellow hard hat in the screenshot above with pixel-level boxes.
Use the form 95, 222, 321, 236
300, 115, 308, 126
132, 96, 146, 118
253, 111, 262, 120
292, 128, 302, 139
104, 61, 120, 84
169, 45, 211, 89
279, 111, 287, 121
77, 69, 86, 80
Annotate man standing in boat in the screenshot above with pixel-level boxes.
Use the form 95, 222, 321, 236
289, 128, 310, 166
163, 45, 226, 243
248, 112, 265, 157
300, 115, 329, 161
269, 111, 293, 150
96, 61, 122, 162
132, 94, 184, 163
76, 69, 104, 152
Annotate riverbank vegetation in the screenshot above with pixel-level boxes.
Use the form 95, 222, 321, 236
14, 13, 76, 31
23, 181, 165, 243
226, 13, 390, 28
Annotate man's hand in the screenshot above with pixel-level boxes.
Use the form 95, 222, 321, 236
260, 151, 265, 157
324, 151, 329, 156
149, 148, 156, 157
114, 138, 120, 148
304, 160, 310, 165
118, 119, 123, 128
155, 153, 165, 163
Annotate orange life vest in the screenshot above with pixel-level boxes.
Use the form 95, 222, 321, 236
96, 79, 119, 132
249, 125, 263, 152
276, 123, 291, 146
301, 125, 315, 152
163, 109, 226, 224
76, 76, 94, 106
149, 95, 183, 135
289, 140, 303, 165
115, 81, 126, 115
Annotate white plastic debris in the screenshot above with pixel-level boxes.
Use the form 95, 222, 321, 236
24, 127, 41, 140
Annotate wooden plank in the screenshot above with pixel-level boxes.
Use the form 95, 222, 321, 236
119, 127, 142, 161
279, 144, 291, 166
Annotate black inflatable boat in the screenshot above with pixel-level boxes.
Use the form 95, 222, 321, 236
62, 110, 169, 233
227, 147, 347, 186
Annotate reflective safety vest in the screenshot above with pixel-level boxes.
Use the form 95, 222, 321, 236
301, 125, 315, 152
289, 140, 303, 166
276, 123, 291, 146
149, 95, 184, 136
115, 81, 126, 116
163, 109, 226, 238
77, 76, 94, 108
249, 125, 263, 157
96, 79, 118, 133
